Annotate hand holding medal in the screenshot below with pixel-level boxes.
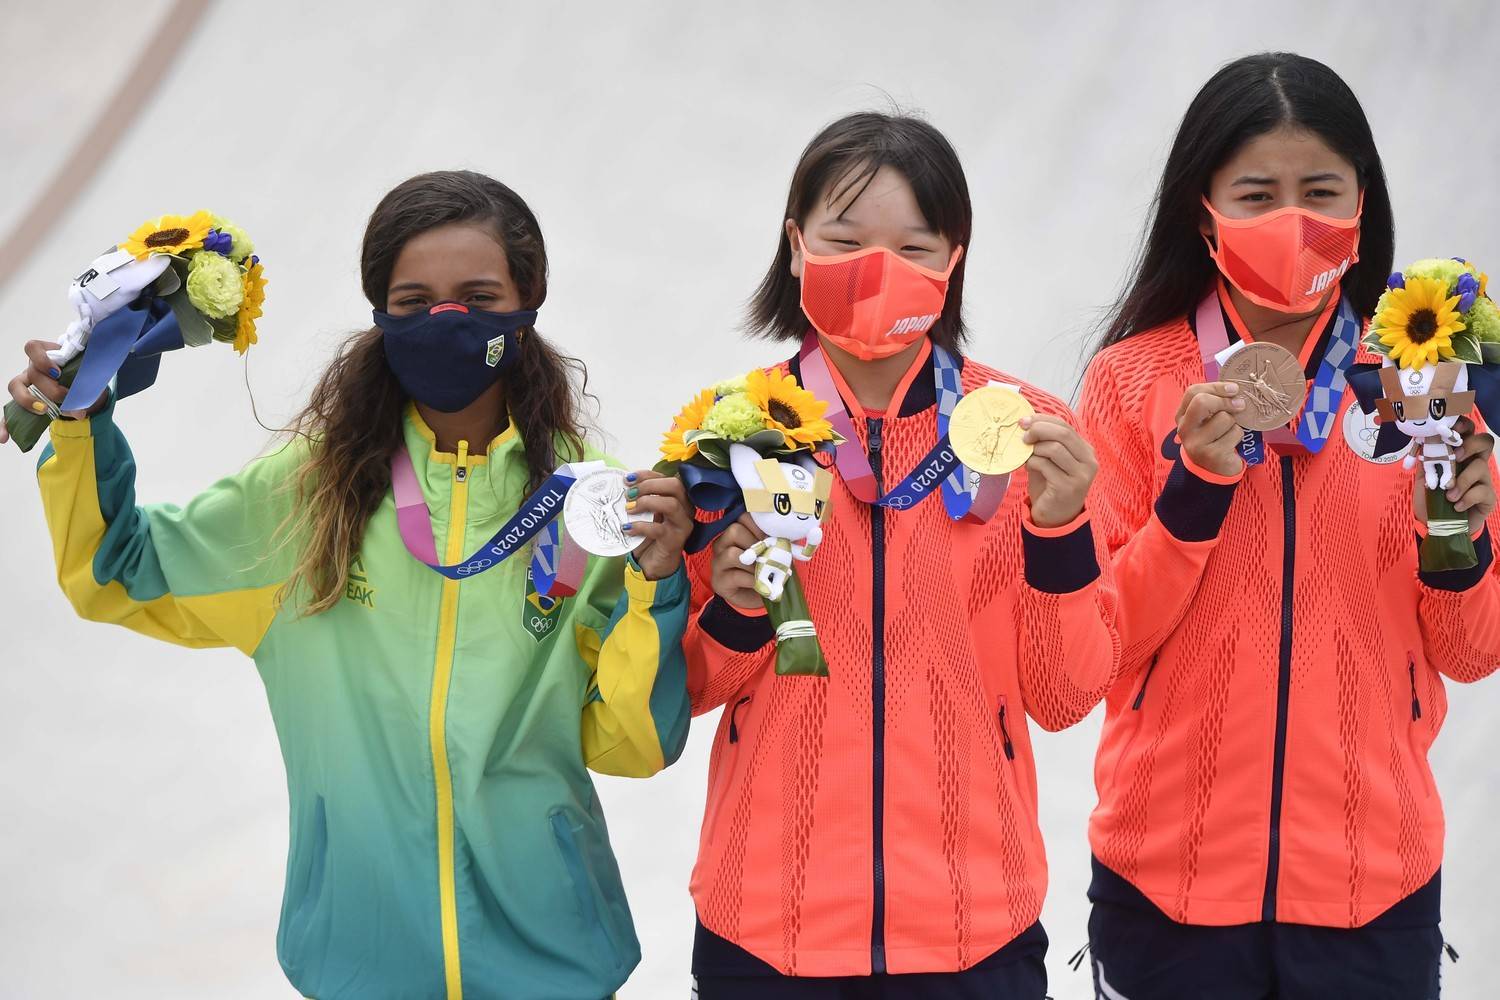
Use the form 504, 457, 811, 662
611, 469, 695, 581
951, 384, 1098, 527
1174, 381, 1250, 477
1019, 413, 1099, 528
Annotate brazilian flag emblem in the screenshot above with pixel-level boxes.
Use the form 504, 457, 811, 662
523, 565, 564, 642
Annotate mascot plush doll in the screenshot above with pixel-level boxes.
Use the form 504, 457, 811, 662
1351, 258, 1500, 572
658, 370, 842, 676
730, 443, 832, 601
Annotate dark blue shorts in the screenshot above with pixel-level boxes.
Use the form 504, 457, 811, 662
1086, 857, 1443, 1000
691, 918, 1048, 999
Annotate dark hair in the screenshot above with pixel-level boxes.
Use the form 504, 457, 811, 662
748, 111, 973, 350
278, 170, 589, 613
1095, 52, 1394, 352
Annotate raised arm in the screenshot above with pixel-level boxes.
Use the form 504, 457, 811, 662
1078, 355, 1243, 682
35, 399, 298, 656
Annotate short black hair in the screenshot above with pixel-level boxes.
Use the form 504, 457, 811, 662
748, 111, 974, 350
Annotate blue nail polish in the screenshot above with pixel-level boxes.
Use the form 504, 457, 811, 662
621, 522, 633, 531
625, 473, 637, 483
49, 367, 60, 379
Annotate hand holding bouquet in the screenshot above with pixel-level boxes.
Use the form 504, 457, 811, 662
658, 370, 841, 676
1355, 258, 1499, 571
3, 211, 265, 452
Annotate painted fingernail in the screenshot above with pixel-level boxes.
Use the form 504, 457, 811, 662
627, 487, 639, 499
31, 401, 47, 413
48, 367, 61, 379
625, 473, 637, 483
625, 500, 638, 512
621, 522, 634, 531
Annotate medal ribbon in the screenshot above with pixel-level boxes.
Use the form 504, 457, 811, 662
390, 448, 588, 594
1195, 286, 1360, 467
798, 331, 1008, 520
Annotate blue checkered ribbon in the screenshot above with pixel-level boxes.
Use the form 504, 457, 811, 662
1294, 296, 1361, 451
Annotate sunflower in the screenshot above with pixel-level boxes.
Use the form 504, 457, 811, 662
120, 211, 214, 261
1374, 276, 1466, 370
234, 259, 266, 354
660, 387, 715, 462
747, 368, 833, 446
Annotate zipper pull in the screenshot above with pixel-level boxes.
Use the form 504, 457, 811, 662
1132, 655, 1160, 711
1444, 941, 1460, 962
867, 417, 883, 457
456, 440, 470, 482
998, 695, 1015, 760
729, 695, 751, 744
1409, 654, 1422, 721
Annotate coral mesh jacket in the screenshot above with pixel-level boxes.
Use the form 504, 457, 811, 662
682, 343, 1122, 977
1080, 313, 1500, 929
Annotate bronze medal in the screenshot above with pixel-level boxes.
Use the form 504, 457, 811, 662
1219, 342, 1308, 432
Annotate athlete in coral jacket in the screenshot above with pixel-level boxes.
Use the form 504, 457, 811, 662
1079, 53, 1500, 999
683, 111, 1122, 1000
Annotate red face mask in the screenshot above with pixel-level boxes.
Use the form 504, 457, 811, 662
797, 233, 963, 360
1202, 195, 1362, 313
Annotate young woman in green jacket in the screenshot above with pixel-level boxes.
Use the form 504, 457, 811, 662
6, 170, 694, 1000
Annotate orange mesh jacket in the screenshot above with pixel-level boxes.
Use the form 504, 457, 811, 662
1081, 316, 1500, 929
682, 348, 1122, 976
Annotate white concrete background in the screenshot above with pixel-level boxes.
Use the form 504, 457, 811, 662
2, 1, 1497, 996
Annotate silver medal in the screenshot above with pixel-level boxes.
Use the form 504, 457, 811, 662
563, 467, 650, 556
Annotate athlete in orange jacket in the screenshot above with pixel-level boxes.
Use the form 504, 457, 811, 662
680, 113, 1121, 1000
1079, 54, 1500, 1000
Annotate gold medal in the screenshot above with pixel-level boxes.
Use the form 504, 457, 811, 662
949, 385, 1034, 475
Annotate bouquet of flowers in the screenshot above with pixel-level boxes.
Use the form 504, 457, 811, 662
658, 369, 841, 676
4, 211, 266, 452
1359, 258, 1498, 571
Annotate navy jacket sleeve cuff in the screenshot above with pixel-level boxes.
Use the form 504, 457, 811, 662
1021, 516, 1101, 594
1418, 527, 1493, 593
1154, 455, 1240, 542
699, 596, 774, 652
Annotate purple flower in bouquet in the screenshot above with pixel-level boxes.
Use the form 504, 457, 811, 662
1456, 272, 1480, 314
203, 230, 235, 256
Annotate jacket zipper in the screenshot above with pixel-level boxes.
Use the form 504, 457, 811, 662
1408, 653, 1423, 721
430, 440, 469, 999
868, 416, 888, 975
728, 695, 752, 743
1263, 454, 1296, 923
998, 695, 1015, 760
1131, 654, 1161, 711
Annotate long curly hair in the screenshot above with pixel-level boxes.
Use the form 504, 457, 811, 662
277, 170, 590, 613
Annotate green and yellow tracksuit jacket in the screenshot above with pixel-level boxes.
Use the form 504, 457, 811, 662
35, 400, 690, 1000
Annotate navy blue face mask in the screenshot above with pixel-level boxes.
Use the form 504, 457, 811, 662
373, 302, 537, 413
